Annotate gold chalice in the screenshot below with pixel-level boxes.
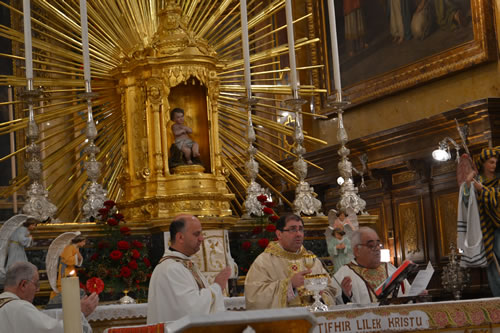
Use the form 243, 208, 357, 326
304, 273, 329, 312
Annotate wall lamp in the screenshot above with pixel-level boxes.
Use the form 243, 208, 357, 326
432, 137, 460, 162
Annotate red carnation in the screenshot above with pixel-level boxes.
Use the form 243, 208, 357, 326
79, 282, 86, 290
120, 226, 131, 235
265, 224, 277, 232
262, 207, 274, 215
270, 215, 279, 222
90, 253, 99, 261
86, 277, 104, 294
131, 249, 141, 259
256, 194, 268, 202
128, 260, 138, 270
264, 201, 275, 208
104, 200, 115, 208
98, 208, 109, 216
132, 240, 144, 249
98, 241, 109, 249
143, 257, 151, 267
252, 226, 262, 235
120, 266, 132, 278
258, 238, 269, 248
241, 241, 252, 251
110, 250, 123, 260
114, 213, 124, 220
107, 218, 118, 226
117, 241, 130, 250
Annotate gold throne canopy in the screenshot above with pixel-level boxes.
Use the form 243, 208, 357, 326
113, 2, 234, 227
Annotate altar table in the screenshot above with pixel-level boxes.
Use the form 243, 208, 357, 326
42, 297, 246, 333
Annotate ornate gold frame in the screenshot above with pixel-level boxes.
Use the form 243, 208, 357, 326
313, 0, 497, 108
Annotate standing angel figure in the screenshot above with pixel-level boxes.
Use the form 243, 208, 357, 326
170, 108, 200, 165
0, 214, 38, 283
47, 232, 86, 299
327, 227, 352, 273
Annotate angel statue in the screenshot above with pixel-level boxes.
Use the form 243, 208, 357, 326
325, 209, 355, 273
0, 214, 38, 283
47, 232, 86, 299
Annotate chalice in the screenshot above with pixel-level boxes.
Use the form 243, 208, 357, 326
303, 253, 329, 311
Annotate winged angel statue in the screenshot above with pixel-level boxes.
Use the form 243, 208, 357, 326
0, 214, 36, 283
46, 231, 81, 294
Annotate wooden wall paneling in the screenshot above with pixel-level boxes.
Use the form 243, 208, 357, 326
433, 190, 459, 261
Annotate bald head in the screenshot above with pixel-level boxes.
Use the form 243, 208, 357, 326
352, 227, 382, 269
169, 214, 204, 257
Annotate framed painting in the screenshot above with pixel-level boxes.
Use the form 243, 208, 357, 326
314, 0, 497, 108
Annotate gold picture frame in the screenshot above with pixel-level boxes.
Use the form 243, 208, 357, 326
314, 0, 497, 108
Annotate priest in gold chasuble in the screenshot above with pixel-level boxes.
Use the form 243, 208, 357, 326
245, 214, 339, 309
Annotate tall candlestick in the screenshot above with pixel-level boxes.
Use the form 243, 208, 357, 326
80, 0, 91, 83
22, 0, 33, 80
327, 0, 342, 100
285, 0, 298, 99
61, 274, 83, 333
240, 0, 252, 98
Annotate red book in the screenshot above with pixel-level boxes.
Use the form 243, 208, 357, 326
375, 260, 414, 297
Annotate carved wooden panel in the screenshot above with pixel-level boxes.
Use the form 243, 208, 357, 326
394, 200, 426, 263
434, 191, 459, 258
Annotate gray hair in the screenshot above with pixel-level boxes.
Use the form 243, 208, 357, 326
4, 262, 37, 287
351, 227, 378, 248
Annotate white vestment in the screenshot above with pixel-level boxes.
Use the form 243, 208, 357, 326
147, 249, 225, 324
6, 227, 32, 269
0, 292, 91, 333
334, 260, 411, 304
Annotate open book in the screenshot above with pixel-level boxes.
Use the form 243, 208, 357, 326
375, 260, 418, 300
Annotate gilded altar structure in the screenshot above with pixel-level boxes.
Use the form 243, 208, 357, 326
112, 2, 234, 229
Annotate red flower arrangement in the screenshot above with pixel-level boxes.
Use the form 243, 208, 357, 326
84, 200, 152, 300
233, 194, 279, 274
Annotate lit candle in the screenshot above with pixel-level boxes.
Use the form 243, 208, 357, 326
61, 271, 83, 333
79, 0, 91, 83
327, 0, 342, 100
240, 0, 251, 98
285, 0, 298, 98
22, 0, 33, 80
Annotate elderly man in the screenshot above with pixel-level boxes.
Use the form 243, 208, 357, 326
0, 262, 98, 333
245, 214, 339, 309
334, 227, 410, 304
147, 214, 231, 323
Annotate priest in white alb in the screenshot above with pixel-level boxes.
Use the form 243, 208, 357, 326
334, 227, 411, 304
147, 214, 231, 323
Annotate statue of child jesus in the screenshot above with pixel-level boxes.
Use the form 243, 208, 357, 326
171, 108, 200, 165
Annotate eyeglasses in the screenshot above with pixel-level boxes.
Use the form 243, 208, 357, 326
357, 241, 383, 251
281, 227, 304, 233
23, 279, 40, 289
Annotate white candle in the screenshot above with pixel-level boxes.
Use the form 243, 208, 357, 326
79, 0, 91, 83
327, 0, 342, 99
61, 275, 83, 333
240, 0, 252, 98
285, 0, 298, 98
22, 0, 33, 80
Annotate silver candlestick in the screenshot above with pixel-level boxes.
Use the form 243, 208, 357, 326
80, 80, 108, 221
284, 94, 323, 216
441, 243, 470, 300
21, 79, 58, 222
239, 97, 270, 217
327, 94, 366, 215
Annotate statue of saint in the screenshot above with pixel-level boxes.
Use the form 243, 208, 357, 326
170, 108, 201, 166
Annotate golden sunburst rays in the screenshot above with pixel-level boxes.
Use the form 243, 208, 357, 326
0, 0, 326, 220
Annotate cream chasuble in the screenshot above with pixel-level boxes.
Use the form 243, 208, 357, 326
245, 241, 338, 310
147, 249, 225, 324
